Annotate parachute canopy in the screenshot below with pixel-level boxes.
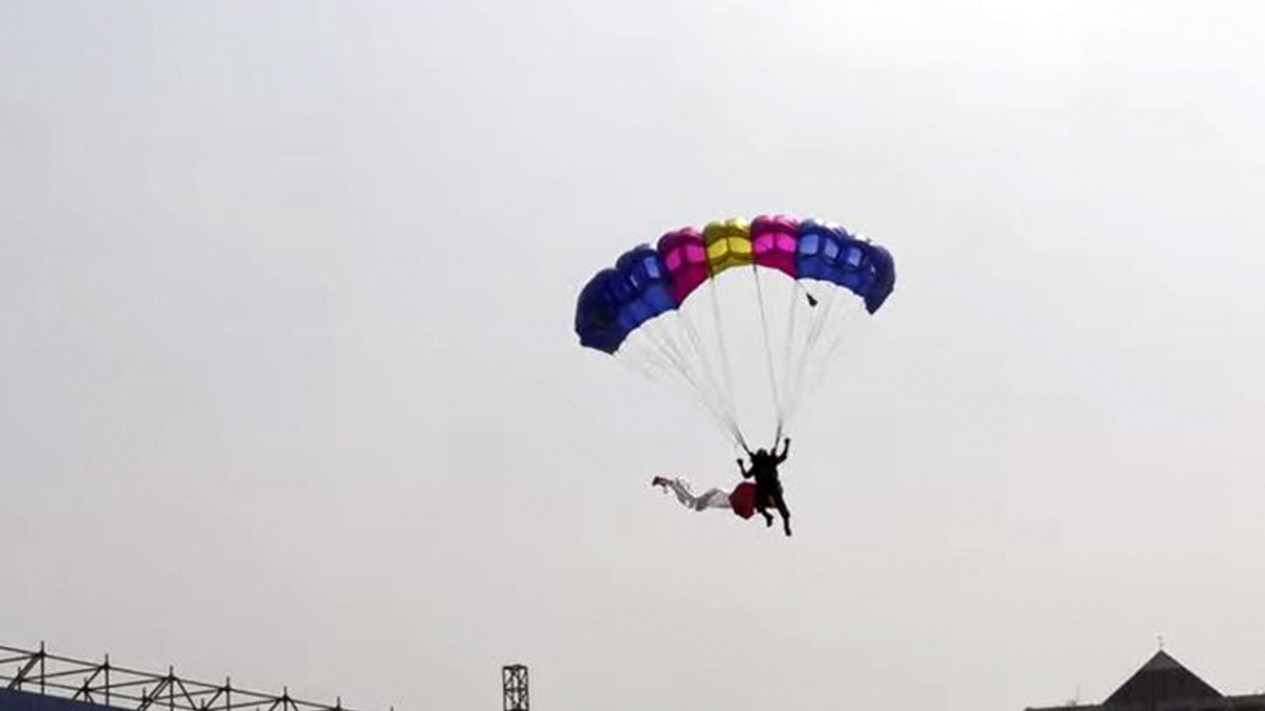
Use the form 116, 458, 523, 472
574, 214, 895, 448
576, 216, 894, 355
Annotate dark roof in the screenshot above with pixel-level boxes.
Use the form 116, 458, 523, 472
1025, 650, 1255, 711
1104, 651, 1222, 708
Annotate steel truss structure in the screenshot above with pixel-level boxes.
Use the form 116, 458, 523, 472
1, 643, 374, 711
500, 666, 527, 711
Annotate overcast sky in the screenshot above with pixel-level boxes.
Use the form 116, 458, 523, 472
4, 2, 1265, 711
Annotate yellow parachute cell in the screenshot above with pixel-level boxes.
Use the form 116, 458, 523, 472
702, 218, 752, 276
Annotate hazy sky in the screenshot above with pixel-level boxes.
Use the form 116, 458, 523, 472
4, 2, 1265, 711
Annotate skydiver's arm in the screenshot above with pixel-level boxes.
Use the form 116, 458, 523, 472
769, 437, 789, 460
737, 459, 751, 478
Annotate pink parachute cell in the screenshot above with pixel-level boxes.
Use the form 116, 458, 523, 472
751, 214, 800, 278
656, 227, 710, 303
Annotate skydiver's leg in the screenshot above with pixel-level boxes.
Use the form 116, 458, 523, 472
754, 482, 775, 526
774, 493, 791, 536
757, 503, 774, 527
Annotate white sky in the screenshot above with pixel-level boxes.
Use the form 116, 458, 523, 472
3, 2, 1265, 711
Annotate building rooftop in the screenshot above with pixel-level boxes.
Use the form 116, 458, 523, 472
1026, 650, 1263, 711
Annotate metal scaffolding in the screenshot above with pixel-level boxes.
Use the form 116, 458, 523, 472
500, 666, 527, 711
0, 643, 374, 711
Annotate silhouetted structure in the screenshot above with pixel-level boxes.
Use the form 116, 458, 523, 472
0, 643, 376, 711
501, 666, 527, 711
1026, 650, 1265, 711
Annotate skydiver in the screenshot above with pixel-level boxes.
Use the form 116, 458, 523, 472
738, 436, 792, 536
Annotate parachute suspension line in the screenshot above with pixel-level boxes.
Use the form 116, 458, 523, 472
775, 276, 802, 442
783, 286, 841, 425
634, 344, 734, 438
641, 319, 736, 440
654, 355, 735, 445
792, 287, 849, 424
620, 339, 718, 423
615, 344, 664, 383
787, 323, 852, 426
751, 265, 784, 445
706, 276, 747, 451
782, 300, 819, 421
645, 318, 693, 375
632, 323, 702, 405
654, 317, 738, 444
633, 345, 692, 392
791, 286, 839, 420
810, 309, 859, 393
644, 317, 746, 449
675, 308, 743, 445
666, 321, 744, 448
637, 323, 692, 387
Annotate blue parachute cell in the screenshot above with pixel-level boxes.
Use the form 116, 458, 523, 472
796, 220, 896, 314
574, 268, 626, 354
575, 245, 678, 354
861, 243, 896, 314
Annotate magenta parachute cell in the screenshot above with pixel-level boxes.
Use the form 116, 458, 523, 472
750, 214, 800, 279
656, 227, 709, 304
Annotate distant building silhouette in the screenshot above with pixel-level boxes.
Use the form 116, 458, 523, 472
1027, 650, 1264, 711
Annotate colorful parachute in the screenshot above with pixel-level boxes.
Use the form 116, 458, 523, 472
575, 214, 895, 449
